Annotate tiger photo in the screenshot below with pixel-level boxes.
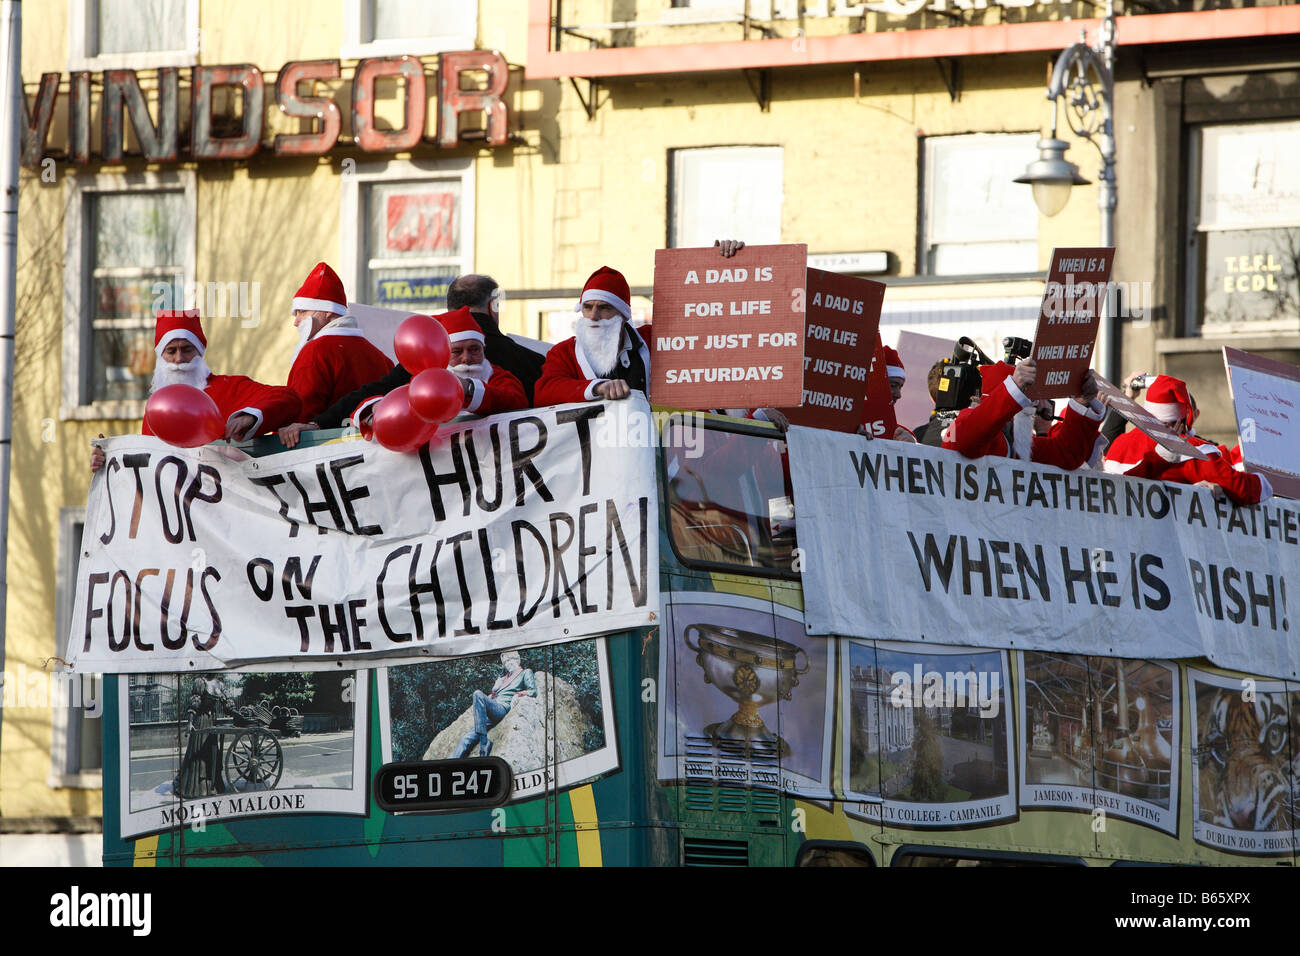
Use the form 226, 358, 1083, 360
1195, 685, 1292, 833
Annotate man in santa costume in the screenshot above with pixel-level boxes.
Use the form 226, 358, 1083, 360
294, 307, 527, 440
346, 307, 528, 432
280, 262, 393, 434
942, 357, 1105, 469
90, 310, 301, 471
534, 240, 744, 406
1102, 373, 1270, 504
859, 345, 917, 442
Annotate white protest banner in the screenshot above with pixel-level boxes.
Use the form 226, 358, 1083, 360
787, 427, 1300, 681
69, 398, 660, 673
1224, 346, 1300, 500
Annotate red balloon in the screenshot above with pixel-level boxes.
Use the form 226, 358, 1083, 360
145, 384, 224, 448
394, 313, 451, 375
409, 368, 465, 424
372, 386, 438, 453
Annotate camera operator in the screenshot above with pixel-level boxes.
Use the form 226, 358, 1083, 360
941, 355, 1105, 470
920, 337, 996, 449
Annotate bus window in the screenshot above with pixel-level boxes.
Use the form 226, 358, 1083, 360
662, 419, 797, 577
892, 846, 1086, 867
796, 842, 876, 867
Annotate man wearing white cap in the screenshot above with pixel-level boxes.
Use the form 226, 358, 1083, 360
284, 262, 394, 423
535, 239, 743, 405
91, 310, 301, 471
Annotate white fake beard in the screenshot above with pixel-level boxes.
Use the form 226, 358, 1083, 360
1010, 407, 1035, 462
578, 319, 624, 378
451, 359, 493, 383
290, 318, 315, 363
151, 355, 211, 393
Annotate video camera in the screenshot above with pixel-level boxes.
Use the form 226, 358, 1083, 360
922, 337, 995, 448
1003, 336, 1032, 364
933, 337, 992, 413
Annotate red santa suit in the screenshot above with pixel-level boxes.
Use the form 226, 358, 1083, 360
535, 324, 653, 405
144, 374, 302, 437
1102, 375, 1270, 504
289, 319, 394, 421
943, 362, 1104, 469
286, 262, 395, 421
535, 266, 653, 405
145, 310, 302, 436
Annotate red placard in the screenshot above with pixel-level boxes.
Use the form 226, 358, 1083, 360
1094, 374, 1208, 461
859, 333, 896, 438
779, 268, 883, 432
650, 244, 806, 409
1029, 247, 1115, 399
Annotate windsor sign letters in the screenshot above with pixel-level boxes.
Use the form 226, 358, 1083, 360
22, 51, 510, 167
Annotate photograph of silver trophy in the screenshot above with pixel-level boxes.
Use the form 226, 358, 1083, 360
684, 622, 809, 756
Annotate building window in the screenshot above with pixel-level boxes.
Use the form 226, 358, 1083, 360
50, 509, 102, 789
920, 133, 1039, 276
339, 159, 475, 315
670, 146, 783, 249
1190, 120, 1300, 335
342, 0, 478, 58
68, 0, 199, 71
62, 171, 196, 419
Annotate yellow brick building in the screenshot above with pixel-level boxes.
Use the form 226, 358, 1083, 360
4, 0, 1298, 860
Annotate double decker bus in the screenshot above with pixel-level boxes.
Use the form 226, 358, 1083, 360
90, 406, 1299, 867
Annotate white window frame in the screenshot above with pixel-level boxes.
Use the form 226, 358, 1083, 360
67, 0, 200, 72
919, 132, 1040, 277
50, 507, 102, 790
340, 157, 476, 311
341, 0, 479, 60
62, 169, 197, 421
1188, 119, 1300, 337
670, 145, 785, 249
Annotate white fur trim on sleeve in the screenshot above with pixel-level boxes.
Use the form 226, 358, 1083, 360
465, 378, 485, 413
228, 407, 263, 436
584, 379, 607, 401
1003, 375, 1032, 409
1068, 397, 1105, 421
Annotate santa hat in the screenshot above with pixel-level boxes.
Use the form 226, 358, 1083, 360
436, 306, 484, 345
292, 262, 348, 316
154, 309, 206, 355
1143, 375, 1192, 426
882, 346, 905, 382
573, 266, 631, 320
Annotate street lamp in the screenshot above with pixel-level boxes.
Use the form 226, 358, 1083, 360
1015, 0, 1118, 376
1016, 138, 1089, 218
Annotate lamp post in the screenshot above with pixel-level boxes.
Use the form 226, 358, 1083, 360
1016, 0, 1117, 379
